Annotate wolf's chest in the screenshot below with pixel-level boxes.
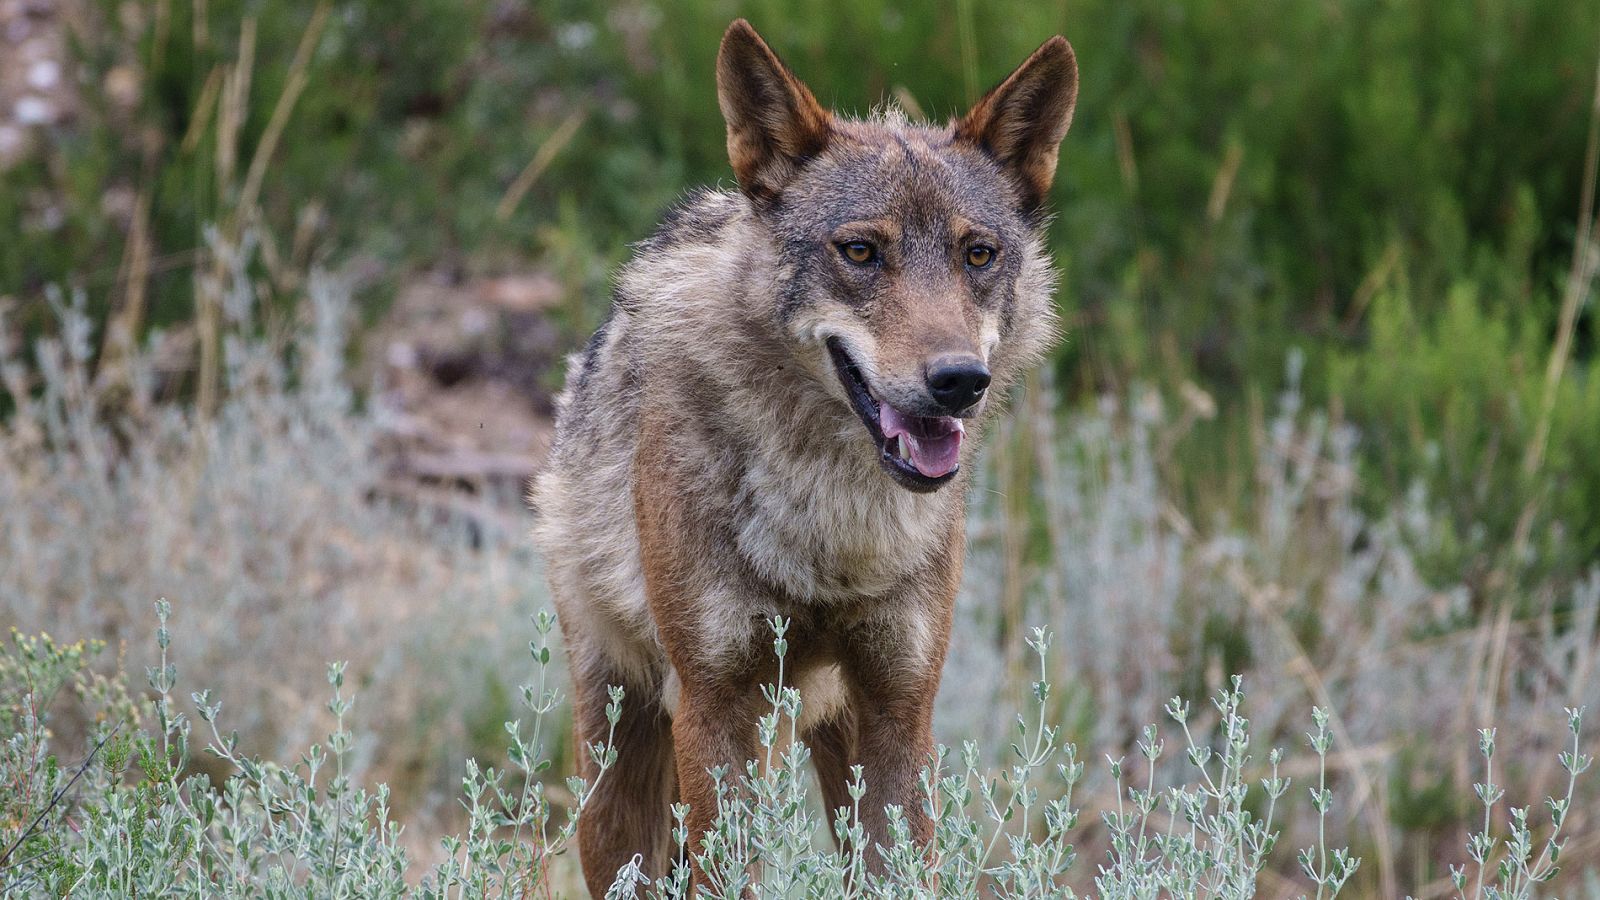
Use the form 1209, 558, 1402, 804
730, 456, 953, 601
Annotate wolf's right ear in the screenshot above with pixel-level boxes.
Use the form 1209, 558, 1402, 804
717, 20, 832, 203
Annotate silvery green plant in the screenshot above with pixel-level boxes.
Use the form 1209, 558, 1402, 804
618, 621, 1088, 899
4, 605, 1598, 897
1444, 710, 1591, 900
1299, 707, 1360, 898
1, 254, 549, 831
0, 602, 615, 898
425, 608, 622, 898
946, 362, 1600, 894
1093, 676, 1300, 900
601, 624, 1359, 899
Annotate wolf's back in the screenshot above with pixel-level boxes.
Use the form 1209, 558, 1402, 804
534, 188, 747, 529
530, 188, 757, 679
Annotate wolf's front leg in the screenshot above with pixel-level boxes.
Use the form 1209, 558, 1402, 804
842, 548, 961, 870
568, 653, 677, 897
670, 674, 764, 892
848, 643, 942, 863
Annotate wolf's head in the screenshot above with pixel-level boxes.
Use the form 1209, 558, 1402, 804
717, 20, 1076, 493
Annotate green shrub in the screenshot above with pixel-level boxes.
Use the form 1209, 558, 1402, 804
1331, 282, 1600, 582
7, 0, 1596, 383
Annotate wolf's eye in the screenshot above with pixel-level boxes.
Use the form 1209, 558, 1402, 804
840, 241, 877, 265
966, 245, 996, 268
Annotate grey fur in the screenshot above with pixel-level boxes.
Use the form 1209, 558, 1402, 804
533, 117, 1058, 705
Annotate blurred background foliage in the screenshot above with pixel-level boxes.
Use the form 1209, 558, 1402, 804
4, 0, 1597, 595
4, 2, 1600, 890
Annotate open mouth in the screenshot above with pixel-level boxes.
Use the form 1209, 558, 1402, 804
826, 338, 963, 492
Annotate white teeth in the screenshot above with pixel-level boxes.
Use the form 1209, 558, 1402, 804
897, 435, 912, 462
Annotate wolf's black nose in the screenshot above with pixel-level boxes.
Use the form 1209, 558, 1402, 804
926, 356, 991, 413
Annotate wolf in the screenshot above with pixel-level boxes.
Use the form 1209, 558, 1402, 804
532, 19, 1077, 894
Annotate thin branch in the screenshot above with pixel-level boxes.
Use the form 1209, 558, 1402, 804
0, 722, 122, 872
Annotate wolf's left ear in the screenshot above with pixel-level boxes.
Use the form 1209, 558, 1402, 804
955, 36, 1079, 212
717, 19, 832, 202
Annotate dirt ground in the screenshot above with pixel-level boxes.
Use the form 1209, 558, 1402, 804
365, 269, 564, 516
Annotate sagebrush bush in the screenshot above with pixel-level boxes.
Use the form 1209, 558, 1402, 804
0, 602, 597, 897
3, 604, 1591, 898
944, 360, 1600, 893
0, 253, 552, 839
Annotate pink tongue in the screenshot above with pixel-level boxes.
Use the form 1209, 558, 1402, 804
879, 404, 964, 478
